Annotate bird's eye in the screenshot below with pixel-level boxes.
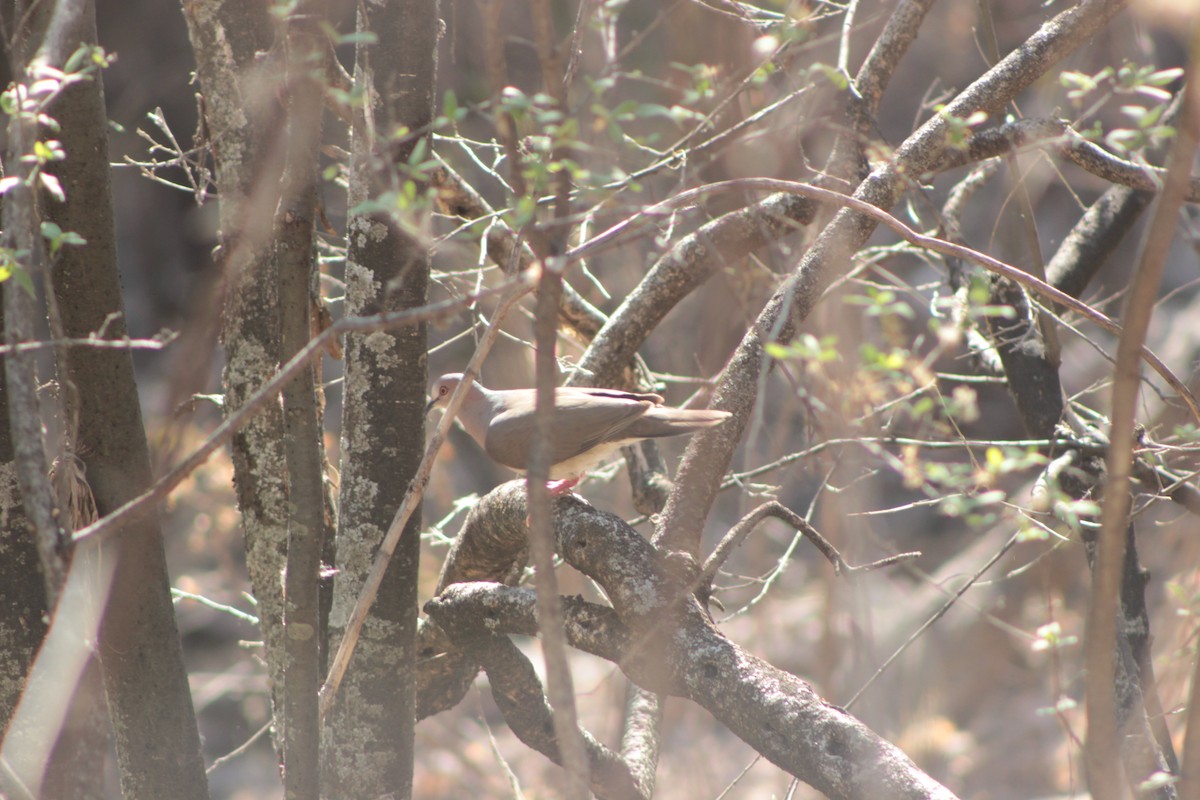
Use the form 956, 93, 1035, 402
440, 385, 448, 397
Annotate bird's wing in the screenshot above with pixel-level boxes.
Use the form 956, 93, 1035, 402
484, 389, 652, 470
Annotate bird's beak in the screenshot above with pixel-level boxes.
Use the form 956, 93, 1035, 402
423, 397, 437, 416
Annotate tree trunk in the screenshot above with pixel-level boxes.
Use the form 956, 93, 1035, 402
322, 0, 438, 796
45, 2, 208, 797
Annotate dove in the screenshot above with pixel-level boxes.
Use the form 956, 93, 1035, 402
425, 373, 731, 494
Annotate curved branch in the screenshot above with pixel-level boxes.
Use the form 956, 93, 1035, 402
1087, 44, 1200, 800
828, 0, 938, 182
432, 606, 646, 800
1045, 184, 1152, 300
575, 0, 937, 390
700, 501, 920, 591
571, 191, 816, 388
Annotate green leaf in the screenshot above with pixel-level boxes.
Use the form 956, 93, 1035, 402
64, 45, 90, 74
336, 31, 379, 46
810, 62, 848, 90
407, 136, 428, 166
41, 220, 86, 255
12, 263, 35, 297
765, 341, 793, 359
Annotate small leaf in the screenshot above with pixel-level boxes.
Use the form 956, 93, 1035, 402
407, 136, 428, 166
337, 31, 379, 46
39, 172, 65, 201
810, 62, 848, 90
64, 44, 90, 74
29, 78, 61, 99
12, 263, 35, 297
1147, 67, 1184, 86
1136, 103, 1165, 129
765, 341, 793, 359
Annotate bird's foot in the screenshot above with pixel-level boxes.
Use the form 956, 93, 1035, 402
524, 477, 582, 527
546, 477, 581, 496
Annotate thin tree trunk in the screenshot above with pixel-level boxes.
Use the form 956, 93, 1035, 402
274, 12, 327, 799
322, 0, 437, 795
180, 0, 290, 761
44, 2, 208, 796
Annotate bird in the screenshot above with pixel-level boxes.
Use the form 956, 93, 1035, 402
425, 372, 731, 495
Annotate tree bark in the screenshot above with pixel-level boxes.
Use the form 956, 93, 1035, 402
43, 2, 208, 797
321, 0, 437, 796
180, 0, 291, 757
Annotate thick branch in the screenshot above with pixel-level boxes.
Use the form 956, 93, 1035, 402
434, 617, 645, 800
425, 484, 959, 800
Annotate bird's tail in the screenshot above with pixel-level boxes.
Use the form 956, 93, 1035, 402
628, 409, 731, 438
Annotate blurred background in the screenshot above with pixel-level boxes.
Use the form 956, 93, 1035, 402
71, 0, 1200, 796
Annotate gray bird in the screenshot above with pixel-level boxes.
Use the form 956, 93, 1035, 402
426, 373, 731, 494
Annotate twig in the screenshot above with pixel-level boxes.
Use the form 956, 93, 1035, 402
171, 589, 259, 626
521, 0, 592, 793
944, 117, 1200, 202
0, 333, 172, 354
844, 531, 1020, 710
205, 721, 272, 776
836, 0, 859, 79
699, 501, 919, 589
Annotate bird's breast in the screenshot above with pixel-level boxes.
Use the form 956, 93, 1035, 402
546, 439, 637, 480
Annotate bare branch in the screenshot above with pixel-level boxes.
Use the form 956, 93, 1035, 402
699, 500, 919, 591
941, 117, 1200, 200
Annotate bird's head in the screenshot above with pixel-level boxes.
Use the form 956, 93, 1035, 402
425, 373, 465, 416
